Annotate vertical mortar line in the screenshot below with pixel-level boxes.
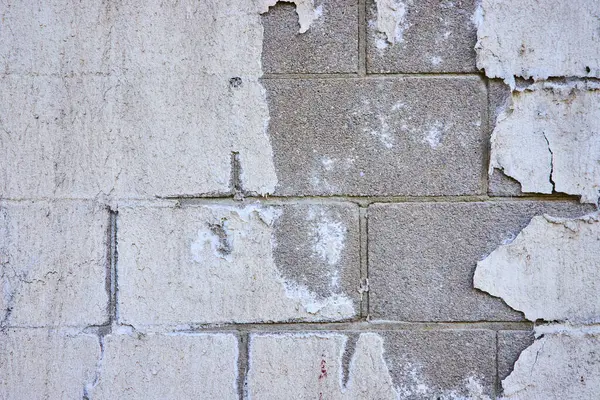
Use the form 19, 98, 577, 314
237, 331, 250, 400
494, 330, 500, 399
482, 76, 491, 195
359, 206, 369, 319
358, 0, 367, 77
110, 209, 118, 325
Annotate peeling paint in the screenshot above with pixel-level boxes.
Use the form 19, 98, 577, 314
475, 212, 600, 323
489, 82, 600, 204
258, 0, 321, 33
474, 0, 600, 88
374, 0, 409, 45
502, 332, 600, 399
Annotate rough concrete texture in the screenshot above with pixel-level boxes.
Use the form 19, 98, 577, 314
247, 332, 397, 399
380, 330, 495, 399
368, 0, 478, 73
502, 332, 600, 399
489, 82, 600, 204
266, 77, 486, 196
475, 212, 600, 323
261, 0, 358, 74
475, 0, 600, 88
89, 333, 238, 399
497, 330, 534, 383
0, 329, 100, 399
1, 0, 326, 199
368, 201, 594, 321
0, 200, 108, 327
118, 202, 359, 326
247, 330, 495, 399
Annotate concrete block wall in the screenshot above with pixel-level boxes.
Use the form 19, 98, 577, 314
1, 0, 598, 398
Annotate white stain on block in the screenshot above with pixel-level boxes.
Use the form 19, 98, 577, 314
375, 0, 409, 45
474, 0, 600, 88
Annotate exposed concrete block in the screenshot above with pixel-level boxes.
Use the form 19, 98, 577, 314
246, 330, 495, 399
117, 202, 359, 326
502, 332, 600, 399
380, 330, 495, 399
475, 0, 600, 87
367, 0, 477, 73
497, 330, 534, 383
261, 0, 358, 74
89, 333, 238, 399
368, 201, 594, 321
0, 329, 100, 399
0, 200, 108, 327
475, 212, 600, 323
266, 77, 486, 196
489, 82, 600, 205
0, 1, 112, 75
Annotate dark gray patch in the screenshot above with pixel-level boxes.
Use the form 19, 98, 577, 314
209, 221, 232, 256
379, 330, 496, 399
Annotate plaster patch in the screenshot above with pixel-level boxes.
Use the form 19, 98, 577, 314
502, 333, 600, 399
489, 82, 600, 204
474, 212, 600, 323
118, 203, 355, 325
258, 0, 321, 33
474, 0, 600, 88
375, 0, 409, 45
246, 332, 398, 399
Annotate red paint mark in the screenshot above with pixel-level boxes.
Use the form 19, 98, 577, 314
318, 358, 328, 380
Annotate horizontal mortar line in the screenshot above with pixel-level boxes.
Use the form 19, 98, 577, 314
2, 321, 534, 333
0, 194, 583, 205
261, 72, 485, 80
163, 194, 583, 205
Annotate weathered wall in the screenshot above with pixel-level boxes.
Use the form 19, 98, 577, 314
0, 0, 598, 398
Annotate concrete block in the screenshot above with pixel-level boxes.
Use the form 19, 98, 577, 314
0, 329, 100, 399
266, 77, 486, 196
0, 200, 108, 327
261, 0, 358, 74
497, 330, 534, 383
89, 333, 238, 399
117, 201, 360, 326
366, 0, 478, 73
368, 201, 594, 321
380, 330, 496, 399
246, 330, 495, 399
0, 1, 112, 75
